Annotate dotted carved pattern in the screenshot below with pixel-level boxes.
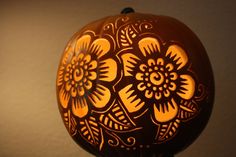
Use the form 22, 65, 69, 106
56, 17, 207, 151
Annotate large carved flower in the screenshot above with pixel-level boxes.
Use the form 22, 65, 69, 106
57, 35, 117, 118
119, 37, 195, 123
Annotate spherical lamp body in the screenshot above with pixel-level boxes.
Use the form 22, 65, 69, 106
56, 10, 214, 157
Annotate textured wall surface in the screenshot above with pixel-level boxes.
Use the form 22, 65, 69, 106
0, 0, 235, 157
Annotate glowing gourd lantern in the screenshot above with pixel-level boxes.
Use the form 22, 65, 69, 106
56, 8, 214, 157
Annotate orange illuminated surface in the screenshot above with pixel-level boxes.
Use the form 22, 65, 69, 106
56, 10, 214, 157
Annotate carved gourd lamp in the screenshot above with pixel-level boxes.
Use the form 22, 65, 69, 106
56, 8, 214, 157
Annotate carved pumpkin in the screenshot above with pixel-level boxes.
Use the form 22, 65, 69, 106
56, 8, 214, 157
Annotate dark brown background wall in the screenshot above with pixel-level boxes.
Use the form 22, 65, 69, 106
0, 0, 235, 156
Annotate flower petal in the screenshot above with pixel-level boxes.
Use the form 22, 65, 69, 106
77, 53, 84, 61
88, 60, 97, 70
121, 53, 140, 76
166, 63, 174, 72
177, 75, 195, 100
153, 98, 178, 122
169, 72, 178, 80
57, 66, 65, 86
90, 38, 110, 58
84, 80, 92, 90
72, 97, 88, 118
66, 64, 72, 72
70, 87, 77, 97
59, 86, 70, 108
166, 44, 188, 70
148, 58, 155, 66
75, 35, 91, 54
137, 82, 146, 91
139, 64, 147, 72
99, 58, 117, 82
155, 92, 162, 100
163, 89, 170, 97
135, 72, 144, 81
78, 86, 85, 96
88, 71, 97, 80
64, 73, 70, 82
62, 46, 74, 65
118, 84, 145, 113
65, 81, 72, 91
169, 82, 177, 91
157, 58, 164, 66
71, 56, 77, 65
83, 54, 91, 64
88, 84, 110, 108
145, 90, 153, 99
138, 37, 160, 57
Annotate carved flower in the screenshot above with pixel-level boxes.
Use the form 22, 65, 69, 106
119, 37, 195, 123
57, 35, 117, 118
63, 53, 97, 97
135, 58, 178, 100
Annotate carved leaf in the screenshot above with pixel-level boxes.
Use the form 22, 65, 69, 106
119, 25, 137, 47
178, 100, 198, 121
78, 116, 102, 146
156, 119, 180, 142
99, 101, 136, 132
64, 110, 77, 136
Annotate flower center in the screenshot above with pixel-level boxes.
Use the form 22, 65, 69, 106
136, 57, 179, 100
150, 72, 164, 86
63, 54, 98, 97
73, 68, 84, 82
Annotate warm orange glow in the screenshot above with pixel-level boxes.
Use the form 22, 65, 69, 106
56, 13, 213, 155
121, 53, 140, 76
119, 84, 145, 113
138, 37, 160, 56
58, 30, 200, 149
58, 35, 117, 118
153, 98, 178, 122
177, 75, 195, 100
166, 45, 188, 70
99, 59, 117, 82
57, 31, 200, 150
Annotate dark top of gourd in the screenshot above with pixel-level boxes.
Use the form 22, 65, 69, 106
121, 7, 135, 14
